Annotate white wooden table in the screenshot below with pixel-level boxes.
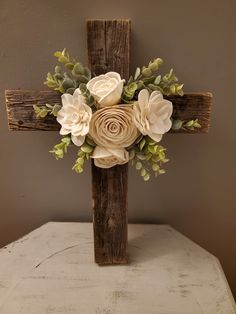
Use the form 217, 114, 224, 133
0, 222, 235, 314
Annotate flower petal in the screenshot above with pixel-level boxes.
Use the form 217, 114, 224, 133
71, 135, 85, 146
61, 93, 74, 108
138, 89, 149, 112
148, 132, 163, 142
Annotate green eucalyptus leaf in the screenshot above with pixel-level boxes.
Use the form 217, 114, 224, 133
136, 153, 146, 161
65, 62, 74, 70
129, 149, 135, 160
81, 144, 93, 153
62, 78, 74, 90
73, 63, 84, 75
139, 138, 146, 150
172, 119, 183, 130
135, 161, 142, 170
154, 75, 161, 85
66, 88, 75, 95
142, 67, 152, 77
143, 173, 150, 181
140, 168, 147, 177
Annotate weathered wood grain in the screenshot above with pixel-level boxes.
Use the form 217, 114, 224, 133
0, 222, 235, 313
5, 90, 61, 131
91, 162, 128, 265
167, 92, 212, 133
88, 20, 131, 265
87, 19, 131, 81
5, 90, 212, 133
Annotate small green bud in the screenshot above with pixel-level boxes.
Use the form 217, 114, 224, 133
185, 120, 194, 127
135, 161, 142, 170
154, 58, 163, 66
81, 144, 93, 153
140, 168, 147, 177
149, 62, 159, 72
172, 119, 183, 131
142, 67, 152, 77
55, 66, 62, 73
143, 173, 150, 181
58, 55, 68, 63
152, 164, 160, 171
170, 84, 176, 94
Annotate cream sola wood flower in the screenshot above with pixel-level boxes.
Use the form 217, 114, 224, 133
86, 72, 124, 108
57, 88, 92, 146
89, 105, 139, 148
133, 89, 173, 142
91, 146, 129, 168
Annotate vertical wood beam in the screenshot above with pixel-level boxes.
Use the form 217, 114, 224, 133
87, 20, 131, 264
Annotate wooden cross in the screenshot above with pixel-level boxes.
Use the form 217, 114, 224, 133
5, 19, 212, 265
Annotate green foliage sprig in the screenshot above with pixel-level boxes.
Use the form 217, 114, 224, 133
122, 58, 184, 103
44, 49, 92, 95
33, 103, 62, 118
72, 138, 95, 173
171, 119, 201, 131
79, 83, 96, 109
129, 135, 169, 181
50, 136, 71, 160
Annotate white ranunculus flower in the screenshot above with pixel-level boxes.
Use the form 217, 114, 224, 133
89, 105, 139, 148
86, 72, 124, 108
91, 146, 129, 168
57, 88, 92, 146
133, 89, 173, 142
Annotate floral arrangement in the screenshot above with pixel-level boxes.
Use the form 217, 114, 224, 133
34, 49, 201, 181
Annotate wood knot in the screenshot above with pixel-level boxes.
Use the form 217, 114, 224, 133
108, 217, 116, 229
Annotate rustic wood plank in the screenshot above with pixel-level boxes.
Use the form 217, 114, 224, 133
87, 19, 131, 81
167, 92, 212, 133
87, 19, 131, 265
5, 90, 61, 131
91, 162, 128, 265
5, 90, 212, 133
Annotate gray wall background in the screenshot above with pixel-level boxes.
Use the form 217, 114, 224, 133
0, 0, 235, 297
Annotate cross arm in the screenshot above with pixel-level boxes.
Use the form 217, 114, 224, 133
5, 89, 212, 133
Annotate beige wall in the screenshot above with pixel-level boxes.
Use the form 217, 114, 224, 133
0, 0, 236, 297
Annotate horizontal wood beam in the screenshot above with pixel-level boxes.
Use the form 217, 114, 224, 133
5, 90, 212, 133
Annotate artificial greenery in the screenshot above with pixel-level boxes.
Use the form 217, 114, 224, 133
171, 118, 201, 131
50, 136, 71, 160
122, 58, 184, 103
33, 49, 202, 180
33, 103, 61, 118
44, 49, 92, 95
129, 135, 168, 181
72, 138, 95, 173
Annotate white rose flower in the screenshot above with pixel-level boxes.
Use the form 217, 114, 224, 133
86, 72, 124, 108
57, 88, 92, 146
133, 89, 173, 142
91, 146, 129, 168
89, 105, 139, 148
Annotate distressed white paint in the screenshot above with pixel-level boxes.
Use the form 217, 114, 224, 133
0, 222, 235, 314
